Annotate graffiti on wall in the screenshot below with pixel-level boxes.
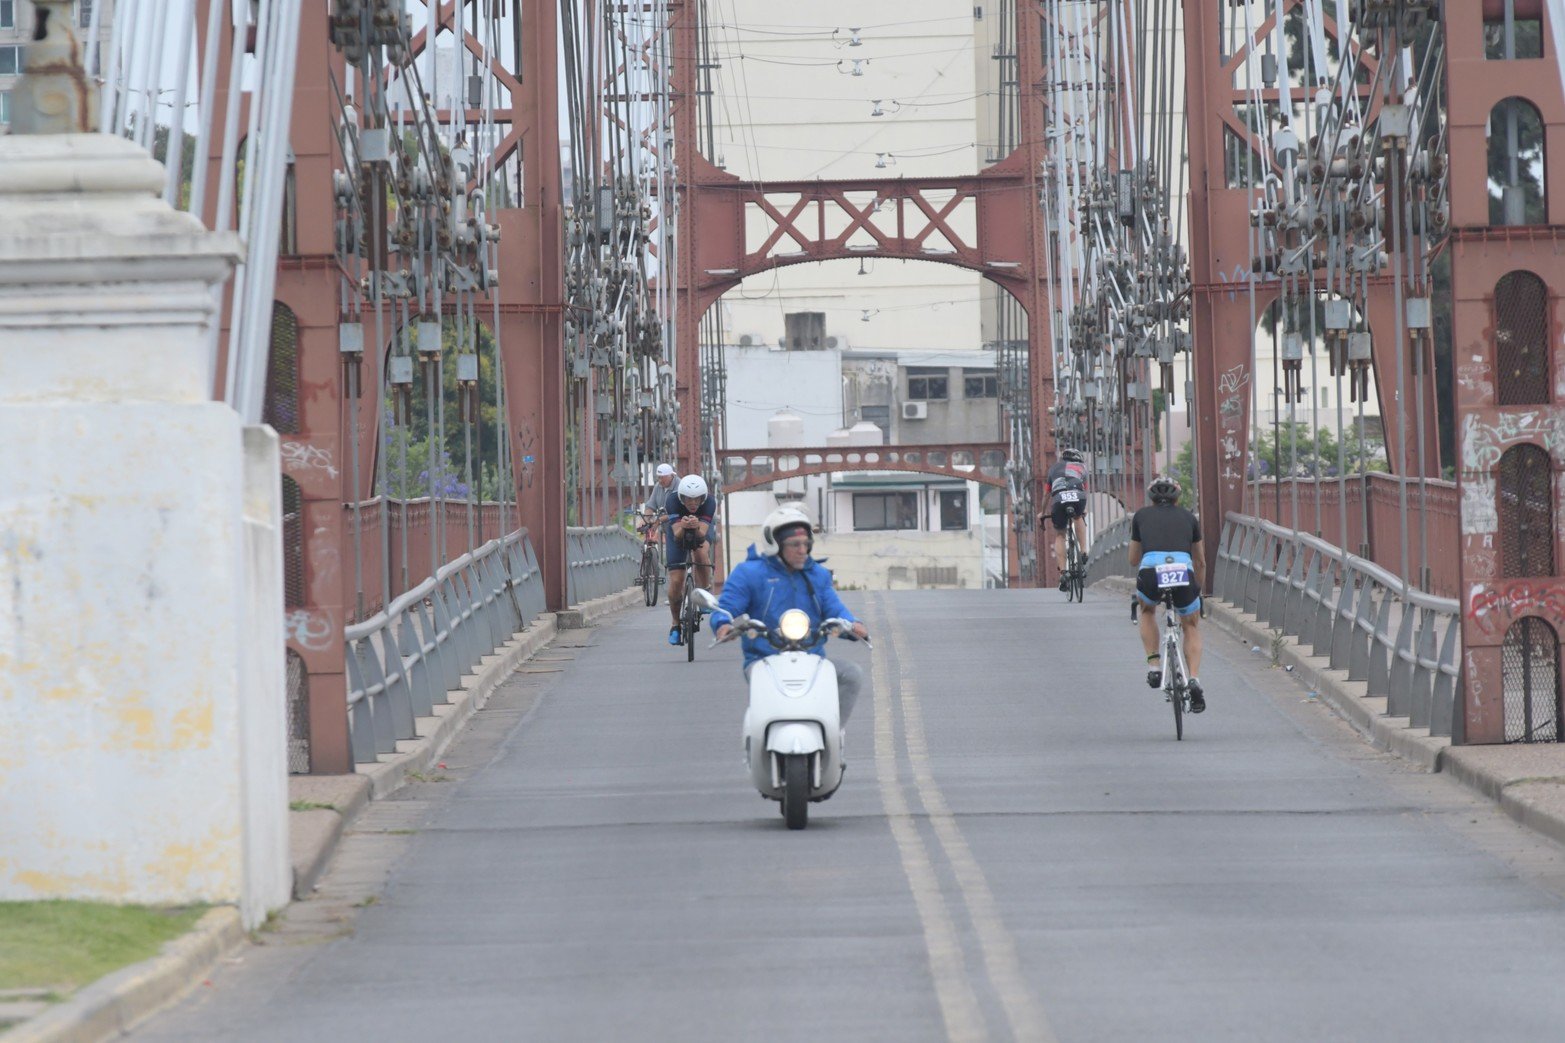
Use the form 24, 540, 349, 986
1216, 364, 1250, 488
1460, 409, 1565, 471
1466, 580, 1565, 638
1456, 355, 1494, 400
283, 607, 335, 650
280, 440, 340, 479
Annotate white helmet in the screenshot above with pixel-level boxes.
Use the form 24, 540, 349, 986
655, 462, 676, 478
677, 474, 708, 500
760, 506, 813, 557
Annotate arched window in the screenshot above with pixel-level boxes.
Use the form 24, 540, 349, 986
286, 649, 311, 773
1495, 271, 1550, 405
1503, 617, 1561, 743
280, 148, 299, 256
264, 302, 300, 433
281, 476, 305, 609
1488, 97, 1547, 226
1498, 444, 1554, 577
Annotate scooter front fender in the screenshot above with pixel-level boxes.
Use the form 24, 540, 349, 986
765, 721, 825, 756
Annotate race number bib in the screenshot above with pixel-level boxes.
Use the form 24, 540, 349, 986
1155, 563, 1191, 589
1056, 490, 1082, 504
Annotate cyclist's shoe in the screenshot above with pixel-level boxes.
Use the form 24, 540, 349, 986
1145, 657, 1161, 689
668, 626, 683, 647
1059, 575, 1069, 591
1187, 678, 1205, 713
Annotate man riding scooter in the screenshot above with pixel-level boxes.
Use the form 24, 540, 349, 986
711, 507, 868, 725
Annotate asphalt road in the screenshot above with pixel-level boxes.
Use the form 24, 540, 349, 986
134, 586, 1565, 1042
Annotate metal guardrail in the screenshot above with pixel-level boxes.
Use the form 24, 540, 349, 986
566, 525, 641, 605
344, 528, 547, 765
1084, 515, 1134, 586
1214, 512, 1463, 740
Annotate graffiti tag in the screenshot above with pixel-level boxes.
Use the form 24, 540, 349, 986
280, 440, 340, 478
1467, 580, 1565, 637
283, 609, 334, 650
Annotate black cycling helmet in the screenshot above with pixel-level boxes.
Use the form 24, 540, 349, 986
1148, 474, 1181, 505
1060, 447, 1084, 463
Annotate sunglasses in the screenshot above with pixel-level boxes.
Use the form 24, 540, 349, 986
780, 537, 811, 549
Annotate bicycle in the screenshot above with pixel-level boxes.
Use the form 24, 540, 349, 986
1062, 522, 1085, 603
1153, 585, 1193, 740
635, 511, 666, 608
674, 561, 703, 662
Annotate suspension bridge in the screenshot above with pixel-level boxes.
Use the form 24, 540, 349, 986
3, 1, 1565, 1038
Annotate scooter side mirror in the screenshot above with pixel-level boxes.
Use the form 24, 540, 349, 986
694, 589, 720, 611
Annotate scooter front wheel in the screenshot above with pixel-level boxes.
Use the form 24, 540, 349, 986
781, 754, 809, 830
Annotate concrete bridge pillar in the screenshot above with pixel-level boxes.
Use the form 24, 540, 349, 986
0, 134, 289, 926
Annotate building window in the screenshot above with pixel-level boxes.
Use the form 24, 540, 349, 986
77, 0, 94, 29
1489, 97, 1547, 226
0, 1, 14, 30
963, 372, 998, 398
1495, 270, 1550, 405
0, 45, 21, 76
0, 91, 9, 127
939, 490, 968, 531
907, 367, 948, 401
1498, 443, 1554, 578
264, 302, 301, 433
1485, 8, 1543, 60
853, 492, 918, 531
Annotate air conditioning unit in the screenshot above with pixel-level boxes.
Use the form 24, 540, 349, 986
902, 401, 928, 420
736, 332, 767, 347
824, 334, 849, 350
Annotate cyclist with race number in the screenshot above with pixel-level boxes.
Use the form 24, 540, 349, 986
1128, 475, 1206, 712
1042, 448, 1090, 591
664, 474, 717, 646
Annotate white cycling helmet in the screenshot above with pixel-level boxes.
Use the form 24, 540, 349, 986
760, 506, 814, 557
677, 474, 709, 500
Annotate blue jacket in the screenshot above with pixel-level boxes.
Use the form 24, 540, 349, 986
710, 545, 859, 668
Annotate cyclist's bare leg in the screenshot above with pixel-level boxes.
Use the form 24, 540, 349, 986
1053, 529, 1067, 573
1138, 603, 1160, 658
1072, 515, 1088, 557
1181, 613, 1202, 676
667, 566, 685, 628
692, 544, 712, 593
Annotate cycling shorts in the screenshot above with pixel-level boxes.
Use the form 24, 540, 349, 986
1050, 498, 1086, 530
1135, 567, 1202, 616
665, 526, 715, 569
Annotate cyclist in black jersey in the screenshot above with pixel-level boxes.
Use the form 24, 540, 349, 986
1128, 475, 1206, 712
1041, 448, 1089, 591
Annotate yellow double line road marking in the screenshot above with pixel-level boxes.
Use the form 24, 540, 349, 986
870, 594, 1057, 1043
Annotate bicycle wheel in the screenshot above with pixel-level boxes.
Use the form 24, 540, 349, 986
641, 551, 658, 607
1069, 542, 1084, 602
683, 588, 697, 662
1167, 659, 1185, 741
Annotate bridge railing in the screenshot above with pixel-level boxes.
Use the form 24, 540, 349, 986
343, 528, 547, 765
343, 498, 514, 621
1242, 475, 1459, 598
566, 525, 641, 604
1085, 510, 1463, 741
1214, 513, 1463, 740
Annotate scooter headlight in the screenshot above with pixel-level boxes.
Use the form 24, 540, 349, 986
778, 609, 811, 642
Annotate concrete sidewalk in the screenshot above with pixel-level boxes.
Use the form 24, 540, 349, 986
6, 586, 643, 1043
1105, 575, 1565, 850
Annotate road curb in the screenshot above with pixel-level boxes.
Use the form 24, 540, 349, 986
5, 907, 243, 1043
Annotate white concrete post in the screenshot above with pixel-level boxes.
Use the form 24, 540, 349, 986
0, 133, 289, 926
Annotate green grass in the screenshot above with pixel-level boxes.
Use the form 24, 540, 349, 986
0, 901, 206, 995
288, 800, 337, 812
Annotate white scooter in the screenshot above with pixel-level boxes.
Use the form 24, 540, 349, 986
701, 594, 867, 830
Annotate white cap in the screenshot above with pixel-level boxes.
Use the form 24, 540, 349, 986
655, 463, 675, 477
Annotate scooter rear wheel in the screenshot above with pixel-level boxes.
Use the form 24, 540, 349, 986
781, 754, 809, 830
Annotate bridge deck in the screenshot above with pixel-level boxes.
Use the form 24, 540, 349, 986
135, 590, 1565, 1041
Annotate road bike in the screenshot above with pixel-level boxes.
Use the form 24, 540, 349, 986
675, 561, 703, 662
1062, 522, 1085, 603
1155, 586, 1193, 740
1132, 576, 1195, 739
636, 512, 665, 608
